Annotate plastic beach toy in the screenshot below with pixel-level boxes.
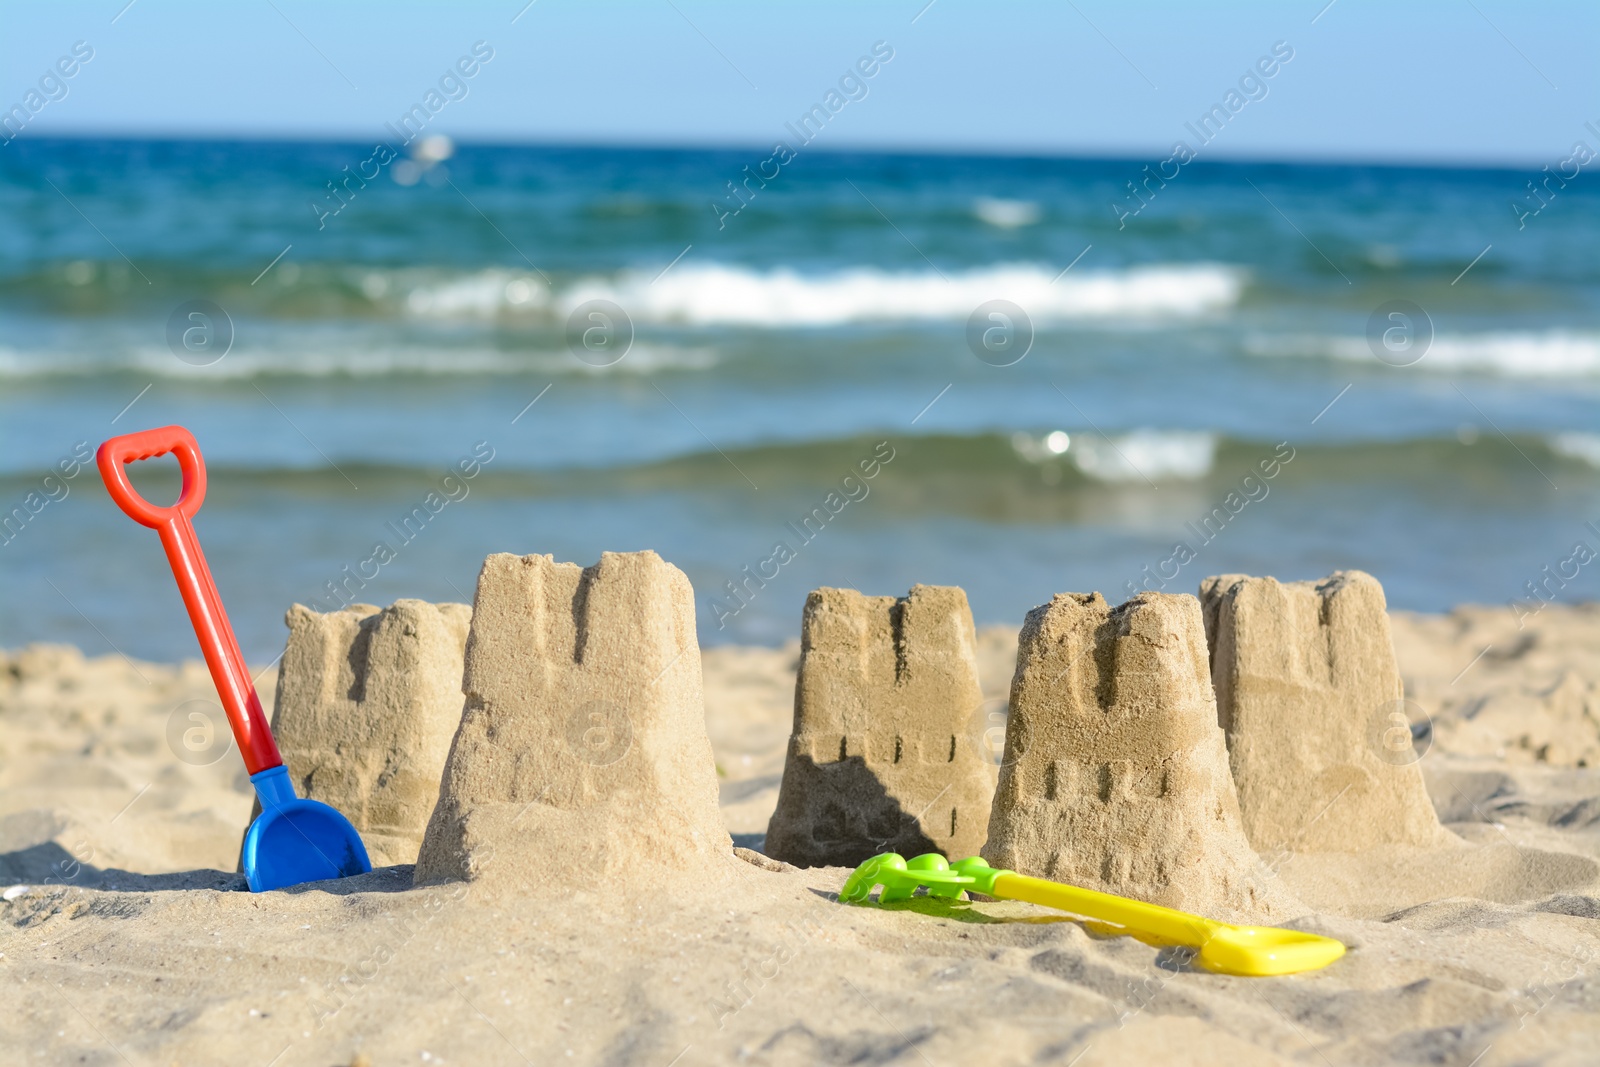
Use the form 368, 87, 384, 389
98, 425, 372, 892
841, 853, 1345, 977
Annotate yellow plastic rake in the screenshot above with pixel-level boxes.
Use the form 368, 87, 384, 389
840, 853, 1345, 977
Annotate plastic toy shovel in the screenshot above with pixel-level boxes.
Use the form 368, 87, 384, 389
841, 853, 1345, 977
98, 425, 371, 892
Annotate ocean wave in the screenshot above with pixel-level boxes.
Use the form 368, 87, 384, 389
0, 429, 1221, 486
399, 268, 550, 317
396, 261, 1246, 326
3, 430, 1594, 489
1246, 330, 1600, 378
973, 197, 1041, 229
1549, 432, 1600, 468
1036, 431, 1209, 486
1072, 430, 1217, 483
4, 258, 1245, 328
0, 342, 717, 380
1012, 429, 1217, 483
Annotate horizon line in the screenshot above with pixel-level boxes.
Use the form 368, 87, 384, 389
2, 129, 1552, 174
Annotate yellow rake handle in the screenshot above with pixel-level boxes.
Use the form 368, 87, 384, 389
992, 872, 1346, 977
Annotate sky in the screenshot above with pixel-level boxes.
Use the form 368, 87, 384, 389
2, 0, 1595, 164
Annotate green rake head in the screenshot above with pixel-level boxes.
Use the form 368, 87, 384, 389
839, 852, 1008, 903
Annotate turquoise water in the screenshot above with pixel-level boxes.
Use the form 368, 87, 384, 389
3, 138, 1599, 661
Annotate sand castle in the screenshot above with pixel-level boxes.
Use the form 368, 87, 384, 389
764, 585, 996, 867
261, 599, 471, 866
1200, 570, 1450, 852
413, 550, 733, 890
983, 591, 1293, 918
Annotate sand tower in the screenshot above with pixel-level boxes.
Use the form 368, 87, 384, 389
764, 585, 996, 868
262, 599, 471, 866
1200, 570, 1449, 852
414, 551, 733, 890
983, 591, 1294, 919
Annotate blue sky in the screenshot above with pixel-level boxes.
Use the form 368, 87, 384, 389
3, 1, 1594, 163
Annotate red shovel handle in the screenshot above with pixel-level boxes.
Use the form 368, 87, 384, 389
98, 424, 207, 527
97, 426, 283, 775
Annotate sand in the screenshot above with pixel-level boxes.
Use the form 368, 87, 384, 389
765, 585, 995, 868
983, 591, 1295, 920
2, 600, 1600, 1063
415, 552, 736, 891
261, 599, 472, 867
1200, 572, 1449, 852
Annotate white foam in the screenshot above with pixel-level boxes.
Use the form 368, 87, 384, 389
564, 262, 1244, 326
569, 344, 717, 375
262, 261, 1244, 328
1247, 330, 1600, 378
973, 197, 1041, 229
0, 347, 32, 378
1550, 432, 1600, 469
1425, 332, 1600, 376
401, 269, 550, 318
1010, 430, 1073, 463
0, 342, 716, 380
1070, 430, 1217, 484
136, 345, 533, 379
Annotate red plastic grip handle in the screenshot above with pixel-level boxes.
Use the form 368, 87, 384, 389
97, 426, 283, 775
97, 424, 207, 528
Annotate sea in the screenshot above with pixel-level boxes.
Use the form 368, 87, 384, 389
3, 136, 1598, 664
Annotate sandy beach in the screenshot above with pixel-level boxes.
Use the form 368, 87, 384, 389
3, 587, 1598, 1066
6, 7, 1598, 1063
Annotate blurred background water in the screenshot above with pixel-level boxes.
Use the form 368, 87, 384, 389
3, 136, 1598, 661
